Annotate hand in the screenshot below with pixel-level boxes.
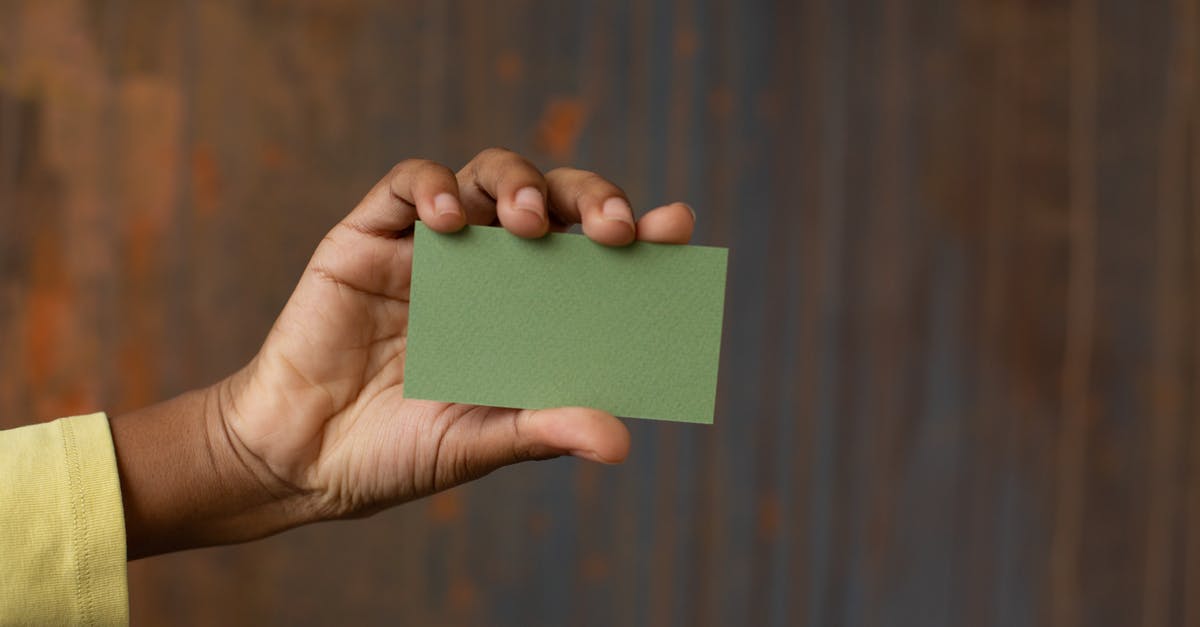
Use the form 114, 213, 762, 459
110, 148, 696, 557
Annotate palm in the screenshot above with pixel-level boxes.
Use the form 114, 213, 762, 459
241, 225, 520, 514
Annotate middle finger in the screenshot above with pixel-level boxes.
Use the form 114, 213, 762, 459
456, 148, 549, 238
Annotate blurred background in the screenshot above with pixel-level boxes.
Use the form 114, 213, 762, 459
1, 0, 1197, 625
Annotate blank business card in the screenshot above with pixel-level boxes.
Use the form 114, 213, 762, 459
404, 223, 728, 424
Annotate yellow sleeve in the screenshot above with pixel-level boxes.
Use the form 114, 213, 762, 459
0, 413, 129, 626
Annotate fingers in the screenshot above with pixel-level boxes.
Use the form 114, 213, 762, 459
457, 148, 549, 238
635, 202, 695, 244
390, 160, 466, 233
347, 159, 466, 235
346, 152, 697, 248
544, 167, 637, 246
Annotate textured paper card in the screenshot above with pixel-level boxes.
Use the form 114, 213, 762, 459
404, 223, 728, 423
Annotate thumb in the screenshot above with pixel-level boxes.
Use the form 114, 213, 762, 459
453, 407, 631, 478
518, 407, 631, 464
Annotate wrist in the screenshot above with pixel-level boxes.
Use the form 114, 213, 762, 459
109, 374, 313, 559
203, 372, 320, 537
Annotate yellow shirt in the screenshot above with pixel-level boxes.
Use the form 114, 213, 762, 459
0, 413, 128, 625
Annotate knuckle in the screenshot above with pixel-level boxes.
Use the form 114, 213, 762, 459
562, 167, 600, 182
476, 153, 545, 193
422, 161, 456, 181
475, 146, 517, 163
589, 175, 626, 196
389, 158, 426, 176
390, 159, 456, 190
567, 169, 623, 194
566, 176, 626, 206
476, 147, 539, 173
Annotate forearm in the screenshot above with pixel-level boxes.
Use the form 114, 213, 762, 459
108, 377, 309, 559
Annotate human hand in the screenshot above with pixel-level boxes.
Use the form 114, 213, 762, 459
111, 148, 696, 557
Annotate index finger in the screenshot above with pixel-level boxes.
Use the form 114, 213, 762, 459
347, 159, 465, 236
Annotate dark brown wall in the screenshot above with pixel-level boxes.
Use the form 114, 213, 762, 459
1, 1, 1198, 626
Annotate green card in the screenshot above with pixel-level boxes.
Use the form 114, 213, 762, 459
404, 223, 728, 424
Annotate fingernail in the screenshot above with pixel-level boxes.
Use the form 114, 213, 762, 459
601, 197, 635, 226
513, 186, 545, 222
434, 193, 461, 217
680, 202, 696, 221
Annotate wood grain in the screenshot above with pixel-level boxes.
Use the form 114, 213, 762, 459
1, 1, 1196, 625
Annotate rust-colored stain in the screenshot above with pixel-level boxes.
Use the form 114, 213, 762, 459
494, 51, 523, 83
257, 141, 288, 171
125, 211, 162, 280
117, 341, 155, 410
581, 553, 610, 582
448, 578, 477, 611
117, 78, 181, 229
534, 98, 588, 161
757, 493, 781, 539
709, 86, 734, 119
41, 381, 93, 420
526, 510, 550, 536
428, 490, 463, 523
301, 4, 365, 50
192, 142, 221, 219
674, 28, 699, 60
24, 232, 69, 391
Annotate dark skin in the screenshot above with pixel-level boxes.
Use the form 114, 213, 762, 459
109, 148, 697, 559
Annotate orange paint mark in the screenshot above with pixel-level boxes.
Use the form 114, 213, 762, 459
117, 78, 180, 233
192, 142, 221, 219
25, 287, 67, 388
581, 553, 609, 582
41, 381, 94, 419
429, 491, 462, 523
118, 341, 155, 410
757, 493, 781, 539
527, 510, 550, 536
494, 51, 523, 83
674, 28, 699, 60
534, 98, 588, 161
709, 86, 734, 119
448, 578, 477, 610
125, 211, 160, 280
258, 141, 288, 170
25, 231, 69, 391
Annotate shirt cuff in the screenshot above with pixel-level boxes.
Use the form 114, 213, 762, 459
0, 413, 129, 625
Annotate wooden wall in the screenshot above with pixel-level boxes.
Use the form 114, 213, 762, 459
1, 1, 1197, 625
